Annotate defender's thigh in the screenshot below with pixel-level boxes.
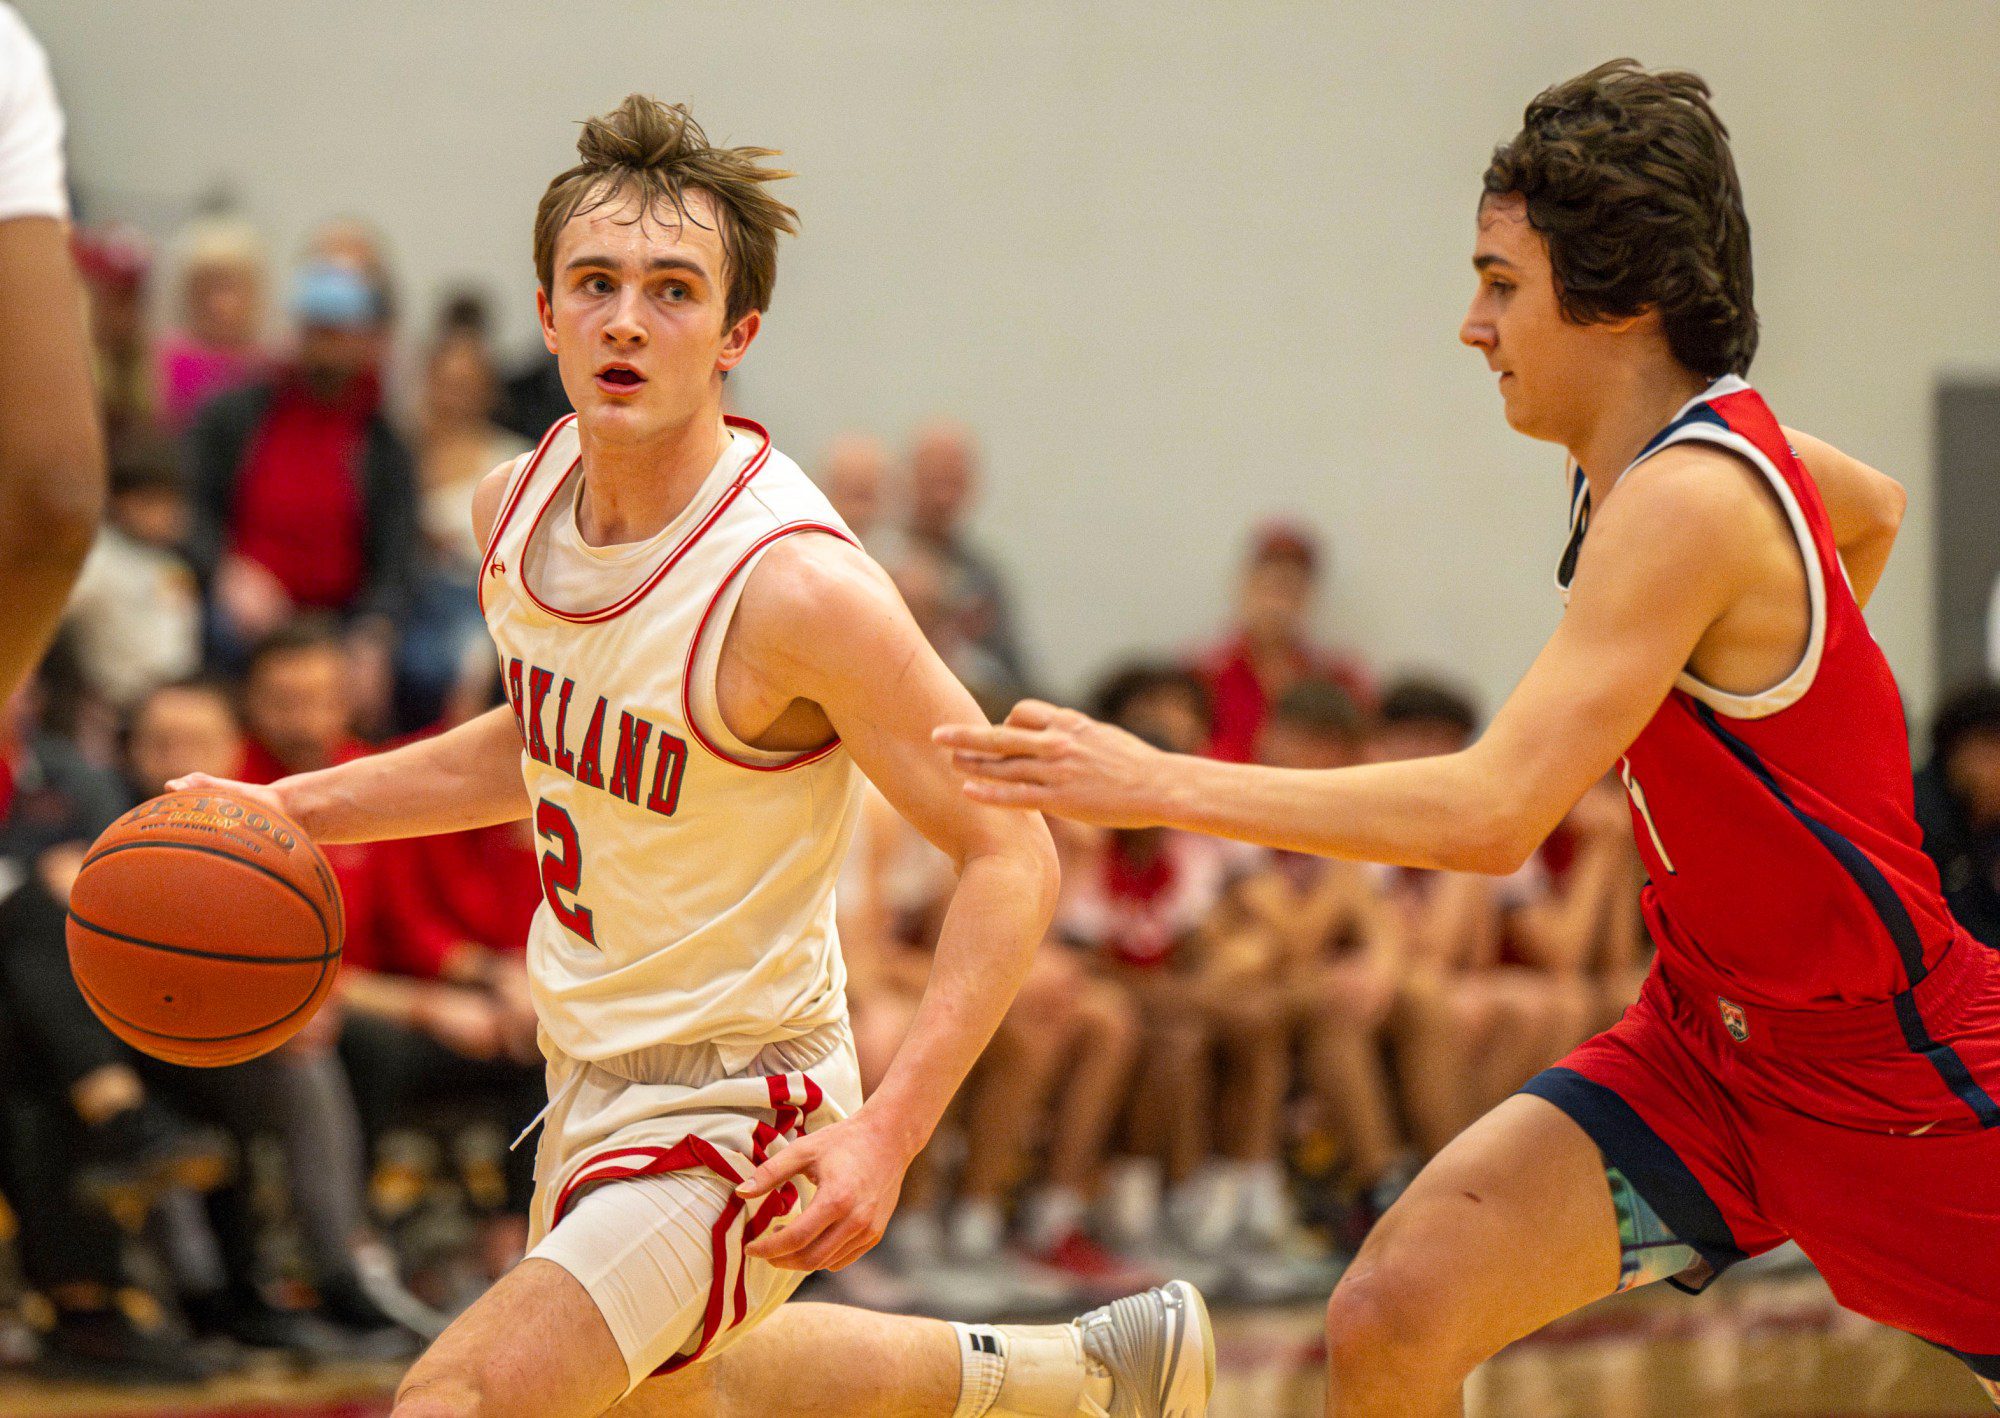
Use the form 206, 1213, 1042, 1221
1330, 1093, 1623, 1374
396, 1258, 626, 1418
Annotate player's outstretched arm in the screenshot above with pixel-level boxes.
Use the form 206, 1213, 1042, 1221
0, 216, 106, 701
940, 444, 1764, 875
1782, 425, 1906, 609
731, 534, 1060, 1272
170, 703, 532, 844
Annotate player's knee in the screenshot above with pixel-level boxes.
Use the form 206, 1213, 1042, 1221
1323, 1267, 1451, 1388
392, 1371, 486, 1418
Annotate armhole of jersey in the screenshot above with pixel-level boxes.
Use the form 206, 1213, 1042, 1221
1634, 425, 1828, 720
683, 522, 857, 771
480, 452, 534, 559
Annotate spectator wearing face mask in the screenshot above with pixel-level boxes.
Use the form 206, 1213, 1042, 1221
183, 253, 416, 661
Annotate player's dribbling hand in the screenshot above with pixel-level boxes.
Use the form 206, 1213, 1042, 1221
734, 1112, 913, 1272
163, 773, 293, 824
932, 699, 1168, 827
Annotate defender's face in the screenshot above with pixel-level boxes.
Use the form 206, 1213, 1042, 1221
538, 187, 758, 443
1459, 195, 1604, 446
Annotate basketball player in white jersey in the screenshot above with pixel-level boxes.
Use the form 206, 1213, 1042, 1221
0, 3, 104, 699
174, 95, 1211, 1418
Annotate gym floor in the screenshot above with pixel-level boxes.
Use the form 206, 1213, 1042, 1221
1, 1264, 1989, 1417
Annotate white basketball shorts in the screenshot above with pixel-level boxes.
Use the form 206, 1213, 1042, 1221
525, 1016, 861, 1393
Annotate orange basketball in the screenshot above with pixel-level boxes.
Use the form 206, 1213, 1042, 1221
65, 790, 344, 1068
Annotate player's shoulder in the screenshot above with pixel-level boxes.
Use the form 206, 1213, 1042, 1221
469, 451, 531, 551
731, 528, 900, 671
1608, 438, 1775, 534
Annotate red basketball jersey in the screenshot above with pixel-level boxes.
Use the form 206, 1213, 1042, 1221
1559, 376, 1968, 1016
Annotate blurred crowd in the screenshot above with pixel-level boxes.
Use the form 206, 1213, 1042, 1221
2, 210, 1994, 1392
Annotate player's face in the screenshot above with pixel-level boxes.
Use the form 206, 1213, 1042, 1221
1460, 195, 1610, 447
538, 186, 759, 445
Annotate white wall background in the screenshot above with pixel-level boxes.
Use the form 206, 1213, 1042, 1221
22, 1, 2000, 717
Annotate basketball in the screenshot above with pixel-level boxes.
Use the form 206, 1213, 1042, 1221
64, 790, 344, 1068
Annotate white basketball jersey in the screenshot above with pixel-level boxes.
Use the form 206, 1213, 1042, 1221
480, 414, 863, 1062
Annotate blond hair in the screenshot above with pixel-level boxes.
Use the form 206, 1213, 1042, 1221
534, 95, 798, 328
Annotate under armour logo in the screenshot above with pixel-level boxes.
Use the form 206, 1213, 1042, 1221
1718, 997, 1749, 1043
490, 559, 506, 576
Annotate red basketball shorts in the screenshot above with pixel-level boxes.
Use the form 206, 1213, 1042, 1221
1524, 938, 2000, 1380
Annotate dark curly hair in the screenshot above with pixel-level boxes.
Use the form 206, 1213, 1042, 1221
1483, 59, 1757, 378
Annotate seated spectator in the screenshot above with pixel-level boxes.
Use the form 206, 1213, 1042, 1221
233, 616, 373, 783
838, 780, 1145, 1312
60, 433, 202, 713
185, 257, 416, 662
155, 216, 268, 432
907, 419, 1031, 693
335, 818, 545, 1281
1225, 680, 1413, 1230
888, 542, 1020, 720
817, 432, 892, 549
400, 297, 528, 730
71, 224, 154, 445
1377, 678, 1642, 1158
1059, 664, 1280, 1265
122, 678, 431, 1356
1916, 680, 2000, 949
1194, 520, 1375, 763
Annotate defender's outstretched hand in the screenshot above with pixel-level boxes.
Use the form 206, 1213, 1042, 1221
933, 699, 1170, 827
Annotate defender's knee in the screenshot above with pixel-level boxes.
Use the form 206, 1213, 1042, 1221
1323, 1267, 1460, 1392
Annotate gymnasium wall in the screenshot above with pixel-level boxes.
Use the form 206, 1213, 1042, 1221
23, 0, 2000, 718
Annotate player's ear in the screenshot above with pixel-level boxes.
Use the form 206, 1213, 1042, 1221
1595, 304, 1658, 337
717, 309, 761, 374
537, 286, 558, 356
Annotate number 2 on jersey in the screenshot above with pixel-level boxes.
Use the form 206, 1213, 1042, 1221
536, 799, 598, 944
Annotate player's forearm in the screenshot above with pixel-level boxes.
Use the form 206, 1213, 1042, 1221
276, 706, 531, 844
1156, 751, 1529, 875
859, 835, 1059, 1157
1840, 518, 1900, 610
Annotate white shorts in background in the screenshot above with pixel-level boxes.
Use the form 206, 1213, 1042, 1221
525, 1017, 861, 1393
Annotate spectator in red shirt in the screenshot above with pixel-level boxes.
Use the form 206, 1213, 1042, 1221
1195, 520, 1375, 762
184, 256, 416, 667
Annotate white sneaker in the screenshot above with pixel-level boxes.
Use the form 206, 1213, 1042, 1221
1074, 1279, 1215, 1417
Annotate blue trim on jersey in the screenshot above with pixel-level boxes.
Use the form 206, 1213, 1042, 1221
1521, 1066, 1750, 1292
1931, 1340, 2000, 1382
1636, 402, 1729, 461
1692, 703, 2000, 1129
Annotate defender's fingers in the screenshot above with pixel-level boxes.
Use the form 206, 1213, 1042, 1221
736, 1142, 815, 1200
964, 779, 1054, 810
950, 752, 1054, 784
1004, 699, 1067, 729
933, 723, 1057, 757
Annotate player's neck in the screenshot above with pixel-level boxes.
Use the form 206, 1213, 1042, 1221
1569, 357, 1711, 505
572, 410, 733, 547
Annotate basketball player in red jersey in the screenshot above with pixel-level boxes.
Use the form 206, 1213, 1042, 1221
942, 59, 2000, 1414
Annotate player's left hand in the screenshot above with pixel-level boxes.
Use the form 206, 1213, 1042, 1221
932, 699, 1170, 827
735, 1111, 914, 1272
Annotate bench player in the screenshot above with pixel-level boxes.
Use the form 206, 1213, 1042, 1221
0, 3, 104, 700
177, 95, 1211, 1418
941, 60, 2000, 1414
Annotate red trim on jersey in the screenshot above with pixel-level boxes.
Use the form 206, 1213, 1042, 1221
514, 416, 776, 626
477, 414, 575, 619
680, 521, 859, 772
